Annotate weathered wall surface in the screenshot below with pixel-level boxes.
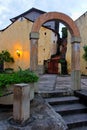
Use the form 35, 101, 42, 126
38, 29, 57, 65
66, 31, 71, 74
0, 19, 31, 70
67, 12, 87, 75
0, 19, 57, 71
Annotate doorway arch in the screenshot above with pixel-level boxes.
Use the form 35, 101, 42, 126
30, 12, 81, 90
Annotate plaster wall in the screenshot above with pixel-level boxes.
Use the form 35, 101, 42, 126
67, 12, 87, 75
0, 19, 57, 71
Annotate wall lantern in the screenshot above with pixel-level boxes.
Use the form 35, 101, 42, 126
16, 49, 21, 57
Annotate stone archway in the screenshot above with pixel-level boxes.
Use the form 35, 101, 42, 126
30, 12, 81, 90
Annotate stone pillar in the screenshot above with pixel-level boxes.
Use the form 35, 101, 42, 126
13, 83, 30, 123
30, 32, 39, 72
71, 37, 81, 90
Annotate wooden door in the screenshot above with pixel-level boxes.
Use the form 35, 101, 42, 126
48, 60, 58, 74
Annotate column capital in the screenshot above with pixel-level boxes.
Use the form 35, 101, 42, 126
30, 32, 39, 39
71, 36, 81, 43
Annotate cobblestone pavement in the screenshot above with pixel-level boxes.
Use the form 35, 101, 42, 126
38, 74, 87, 92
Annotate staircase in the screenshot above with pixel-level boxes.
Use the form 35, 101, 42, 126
41, 90, 87, 130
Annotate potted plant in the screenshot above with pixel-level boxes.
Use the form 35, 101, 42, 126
0, 50, 14, 72
0, 69, 39, 104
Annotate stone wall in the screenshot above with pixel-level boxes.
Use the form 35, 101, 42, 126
67, 12, 87, 75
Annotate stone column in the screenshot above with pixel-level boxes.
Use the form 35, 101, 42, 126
30, 32, 39, 72
71, 37, 81, 90
13, 83, 30, 124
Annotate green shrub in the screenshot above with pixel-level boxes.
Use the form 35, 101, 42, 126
83, 45, 87, 61
0, 50, 14, 72
0, 69, 39, 96
4, 68, 14, 73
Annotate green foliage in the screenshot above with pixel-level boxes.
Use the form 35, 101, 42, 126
59, 59, 65, 63
0, 69, 39, 96
83, 45, 87, 61
59, 59, 67, 75
0, 50, 14, 63
62, 27, 67, 38
4, 68, 14, 73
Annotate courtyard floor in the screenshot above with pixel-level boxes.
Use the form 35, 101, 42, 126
38, 74, 87, 92
0, 74, 87, 129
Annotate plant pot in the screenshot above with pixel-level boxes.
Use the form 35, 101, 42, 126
0, 62, 4, 72
34, 82, 39, 93
29, 83, 34, 100
0, 83, 36, 105
0, 92, 13, 105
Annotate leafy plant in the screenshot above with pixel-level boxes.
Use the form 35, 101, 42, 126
0, 50, 14, 72
83, 45, 87, 61
0, 69, 39, 96
59, 59, 67, 75
0, 50, 14, 63
59, 59, 65, 63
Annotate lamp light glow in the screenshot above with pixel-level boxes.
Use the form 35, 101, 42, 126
16, 49, 21, 57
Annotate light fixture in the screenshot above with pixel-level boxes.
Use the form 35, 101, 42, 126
16, 49, 21, 57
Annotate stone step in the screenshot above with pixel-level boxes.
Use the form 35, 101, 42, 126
41, 89, 87, 129
75, 89, 87, 98
52, 103, 87, 115
39, 90, 71, 98
70, 126, 87, 130
45, 96, 79, 105
63, 113, 87, 129
74, 89, 87, 105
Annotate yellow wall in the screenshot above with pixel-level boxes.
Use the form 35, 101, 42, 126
67, 12, 87, 75
0, 19, 31, 70
0, 18, 57, 71
38, 28, 57, 65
